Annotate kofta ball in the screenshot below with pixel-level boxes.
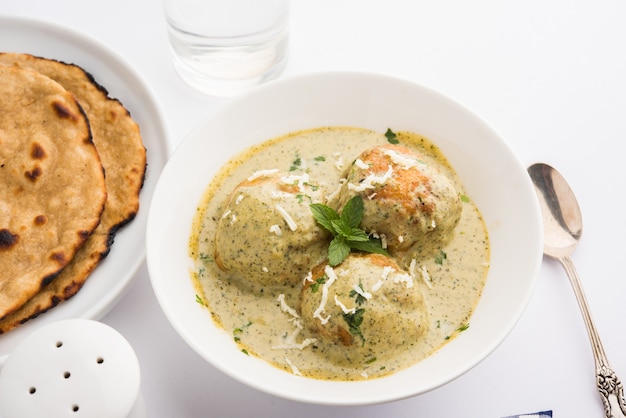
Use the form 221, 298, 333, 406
299, 253, 428, 366
334, 144, 462, 253
214, 170, 329, 289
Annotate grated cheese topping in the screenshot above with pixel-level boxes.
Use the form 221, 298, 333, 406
381, 266, 394, 280
347, 165, 393, 192
334, 153, 344, 171
273, 295, 319, 351
408, 258, 417, 277
235, 194, 244, 205
355, 158, 369, 169
271, 190, 292, 200
334, 295, 356, 314
269, 224, 282, 236
420, 265, 433, 289
372, 266, 393, 292
394, 271, 414, 288
275, 204, 297, 231
285, 357, 302, 376
247, 168, 279, 181
325, 180, 344, 203
409, 258, 433, 289
277, 294, 299, 319
352, 284, 372, 300
281, 173, 310, 193
313, 265, 337, 324
382, 148, 424, 170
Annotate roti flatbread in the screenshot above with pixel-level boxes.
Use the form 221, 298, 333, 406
0, 64, 107, 320
0, 53, 146, 332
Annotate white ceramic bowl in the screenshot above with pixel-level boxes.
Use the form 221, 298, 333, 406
146, 72, 543, 406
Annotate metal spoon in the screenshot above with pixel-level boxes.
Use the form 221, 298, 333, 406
528, 162, 626, 418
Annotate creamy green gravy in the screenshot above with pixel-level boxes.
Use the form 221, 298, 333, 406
190, 127, 489, 381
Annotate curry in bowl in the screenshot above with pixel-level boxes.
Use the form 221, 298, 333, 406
189, 126, 489, 381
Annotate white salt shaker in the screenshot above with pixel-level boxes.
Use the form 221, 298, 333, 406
0, 319, 145, 418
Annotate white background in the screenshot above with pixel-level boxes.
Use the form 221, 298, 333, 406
2, 0, 626, 416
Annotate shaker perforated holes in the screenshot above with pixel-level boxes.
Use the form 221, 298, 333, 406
0, 319, 144, 418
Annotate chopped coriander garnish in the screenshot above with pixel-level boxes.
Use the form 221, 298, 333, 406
233, 321, 252, 342
310, 275, 327, 293
385, 128, 399, 144
445, 323, 470, 340
195, 294, 207, 307
457, 323, 470, 332
304, 182, 320, 191
314, 155, 326, 162
296, 193, 312, 204
460, 194, 471, 203
241, 349, 249, 355
365, 357, 377, 364
343, 308, 366, 345
349, 280, 368, 306
310, 195, 387, 266
434, 250, 447, 265
289, 156, 302, 171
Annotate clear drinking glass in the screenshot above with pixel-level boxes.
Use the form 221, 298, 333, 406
162, 0, 289, 97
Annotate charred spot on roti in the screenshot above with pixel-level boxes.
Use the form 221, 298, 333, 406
30, 142, 46, 159
50, 252, 67, 266
52, 99, 79, 121
24, 165, 42, 182
33, 215, 48, 226
0, 229, 19, 250
78, 230, 90, 242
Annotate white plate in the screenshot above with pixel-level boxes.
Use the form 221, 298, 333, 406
0, 15, 170, 364
146, 71, 543, 405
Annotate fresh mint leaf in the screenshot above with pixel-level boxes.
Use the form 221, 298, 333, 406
340, 195, 364, 228
310, 203, 340, 233
310, 196, 387, 266
328, 236, 351, 266
330, 220, 369, 242
349, 238, 387, 255
345, 228, 370, 242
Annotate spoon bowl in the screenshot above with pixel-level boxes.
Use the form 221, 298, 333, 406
527, 163, 582, 259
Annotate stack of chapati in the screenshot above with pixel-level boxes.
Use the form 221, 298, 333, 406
0, 53, 146, 333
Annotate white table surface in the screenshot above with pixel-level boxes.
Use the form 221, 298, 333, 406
2, 0, 626, 416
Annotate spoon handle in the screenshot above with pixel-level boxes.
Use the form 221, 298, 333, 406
559, 255, 626, 417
